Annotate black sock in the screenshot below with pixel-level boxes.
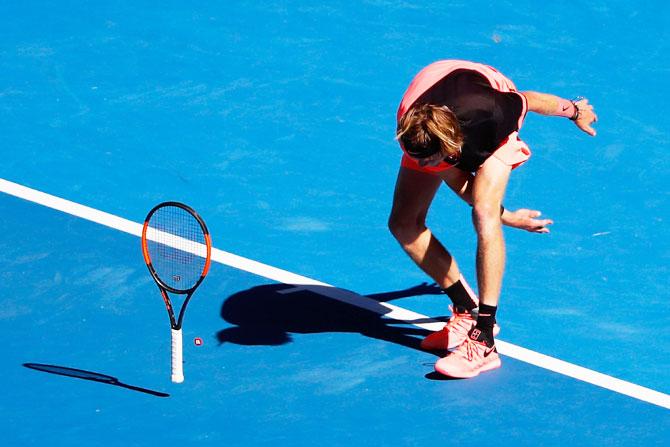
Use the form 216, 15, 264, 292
469, 326, 495, 347
473, 303, 497, 346
442, 277, 478, 312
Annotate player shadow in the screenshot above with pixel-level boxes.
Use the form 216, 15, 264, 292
216, 282, 460, 380
23, 363, 170, 397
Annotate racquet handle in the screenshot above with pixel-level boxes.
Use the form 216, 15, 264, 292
171, 328, 184, 383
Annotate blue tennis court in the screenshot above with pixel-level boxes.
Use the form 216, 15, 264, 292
1, 1, 668, 445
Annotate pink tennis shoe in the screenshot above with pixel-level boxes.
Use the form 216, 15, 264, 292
434, 329, 502, 378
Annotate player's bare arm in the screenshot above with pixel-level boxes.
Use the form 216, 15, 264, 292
523, 91, 599, 136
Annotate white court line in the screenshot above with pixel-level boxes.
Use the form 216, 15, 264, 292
1, 177, 668, 410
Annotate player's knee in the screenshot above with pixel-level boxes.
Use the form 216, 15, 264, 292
388, 213, 424, 245
471, 203, 501, 234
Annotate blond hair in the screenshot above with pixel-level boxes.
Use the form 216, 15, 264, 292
396, 104, 463, 160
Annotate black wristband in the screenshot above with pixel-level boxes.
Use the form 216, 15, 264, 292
569, 97, 582, 121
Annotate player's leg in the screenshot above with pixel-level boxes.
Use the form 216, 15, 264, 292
388, 166, 479, 350
388, 166, 460, 287
471, 155, 512, 312
434, 155, 511, 377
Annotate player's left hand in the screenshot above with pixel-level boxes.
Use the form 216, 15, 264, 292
502, 208, 554, 233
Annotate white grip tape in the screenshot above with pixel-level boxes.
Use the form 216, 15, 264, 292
171, 328, 184, 383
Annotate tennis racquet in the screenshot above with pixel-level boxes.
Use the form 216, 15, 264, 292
141, 202, 212, 383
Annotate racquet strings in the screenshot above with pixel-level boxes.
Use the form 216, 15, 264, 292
145, 205, 207, 291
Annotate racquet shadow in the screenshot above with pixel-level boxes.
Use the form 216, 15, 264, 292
23, 363, 170, 397
216, 282, 457, 379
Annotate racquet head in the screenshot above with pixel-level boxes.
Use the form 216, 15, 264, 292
141, 202, 212, 293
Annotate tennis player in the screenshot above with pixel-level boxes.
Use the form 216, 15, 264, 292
389, 60, 597, 377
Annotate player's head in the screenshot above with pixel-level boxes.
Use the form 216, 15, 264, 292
396, 104, 463, 166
